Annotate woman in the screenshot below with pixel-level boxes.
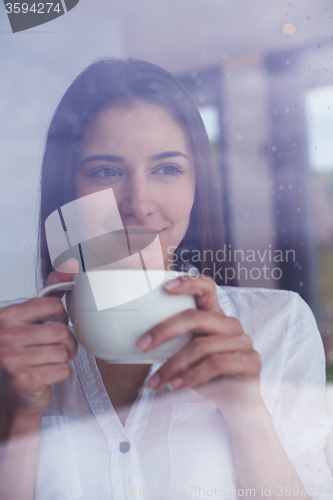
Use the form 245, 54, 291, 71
0, 58, 331, 500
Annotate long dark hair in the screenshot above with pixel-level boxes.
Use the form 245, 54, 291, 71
38, 58, 231, 286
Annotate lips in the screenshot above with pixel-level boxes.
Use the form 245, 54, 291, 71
123, 227, 160, 255
124, 226, 163, 235
77, 226, 163, 270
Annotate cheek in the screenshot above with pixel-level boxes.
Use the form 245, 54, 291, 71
165, 188, 195, 229
74, 174, 95, 200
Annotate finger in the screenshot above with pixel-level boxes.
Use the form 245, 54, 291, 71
136, 311, 243, 352
157, 351, 261, 391
44, 258, 79, 299
146, 333, 253, 388
0, 344, 73, 375
12, 363, 73, 395
0, 297, 68, 327
45, 258, 80, 288
0, 323, 78, 359
164, 275, 223, 314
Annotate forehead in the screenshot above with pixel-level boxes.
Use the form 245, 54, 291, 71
81, 102, 190, 155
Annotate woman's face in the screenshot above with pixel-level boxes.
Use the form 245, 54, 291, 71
75, 102, 196, 270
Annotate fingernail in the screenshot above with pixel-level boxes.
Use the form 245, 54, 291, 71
136, 334, 153, 351
168, 377, 184, 390
164, 278, 181, 290
146, 373, 161, 389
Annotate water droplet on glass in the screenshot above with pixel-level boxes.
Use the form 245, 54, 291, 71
282, 23, 296, 36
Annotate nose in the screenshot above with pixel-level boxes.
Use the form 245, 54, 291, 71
118, 176, 157, 221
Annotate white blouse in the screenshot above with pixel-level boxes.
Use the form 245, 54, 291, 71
1, 286, 332, 500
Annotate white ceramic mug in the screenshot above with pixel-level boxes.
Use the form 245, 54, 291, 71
38, 270, 196, 363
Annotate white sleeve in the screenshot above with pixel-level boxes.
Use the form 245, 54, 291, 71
271, 292, 333, 495
0, 298, 31, 308
291, 441, 333, 500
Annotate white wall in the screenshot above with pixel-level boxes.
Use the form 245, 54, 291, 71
0, 2, 124, 300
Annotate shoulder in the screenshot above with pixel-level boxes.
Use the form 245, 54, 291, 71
215, 284, 318, 341
215, 285, 323, 372
215, 285, 306, 327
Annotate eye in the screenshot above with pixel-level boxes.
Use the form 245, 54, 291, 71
91, 167, 122, 178
154, 164, 183, 176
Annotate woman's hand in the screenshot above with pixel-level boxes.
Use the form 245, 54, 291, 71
137, 275, 263, 421
0, 259, 79, 422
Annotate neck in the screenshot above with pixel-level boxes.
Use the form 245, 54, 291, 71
95, 359, 151, 424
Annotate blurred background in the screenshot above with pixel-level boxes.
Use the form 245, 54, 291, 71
0, 0, 333, 364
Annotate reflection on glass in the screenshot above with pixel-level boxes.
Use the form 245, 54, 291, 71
305, 86, 333, 370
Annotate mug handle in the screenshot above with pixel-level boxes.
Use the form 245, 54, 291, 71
37, 282, 76, 335
37, 281, 75, 298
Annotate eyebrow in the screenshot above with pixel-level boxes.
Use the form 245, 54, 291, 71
81, 155, 124, 165
80, 151, 189, 165
150, 151, 189, 161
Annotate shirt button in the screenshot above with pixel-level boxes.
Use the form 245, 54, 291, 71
119, 441, 131, 453
216, 407, 223, 417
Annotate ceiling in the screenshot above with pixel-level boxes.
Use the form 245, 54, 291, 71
86, 0, 333, 74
